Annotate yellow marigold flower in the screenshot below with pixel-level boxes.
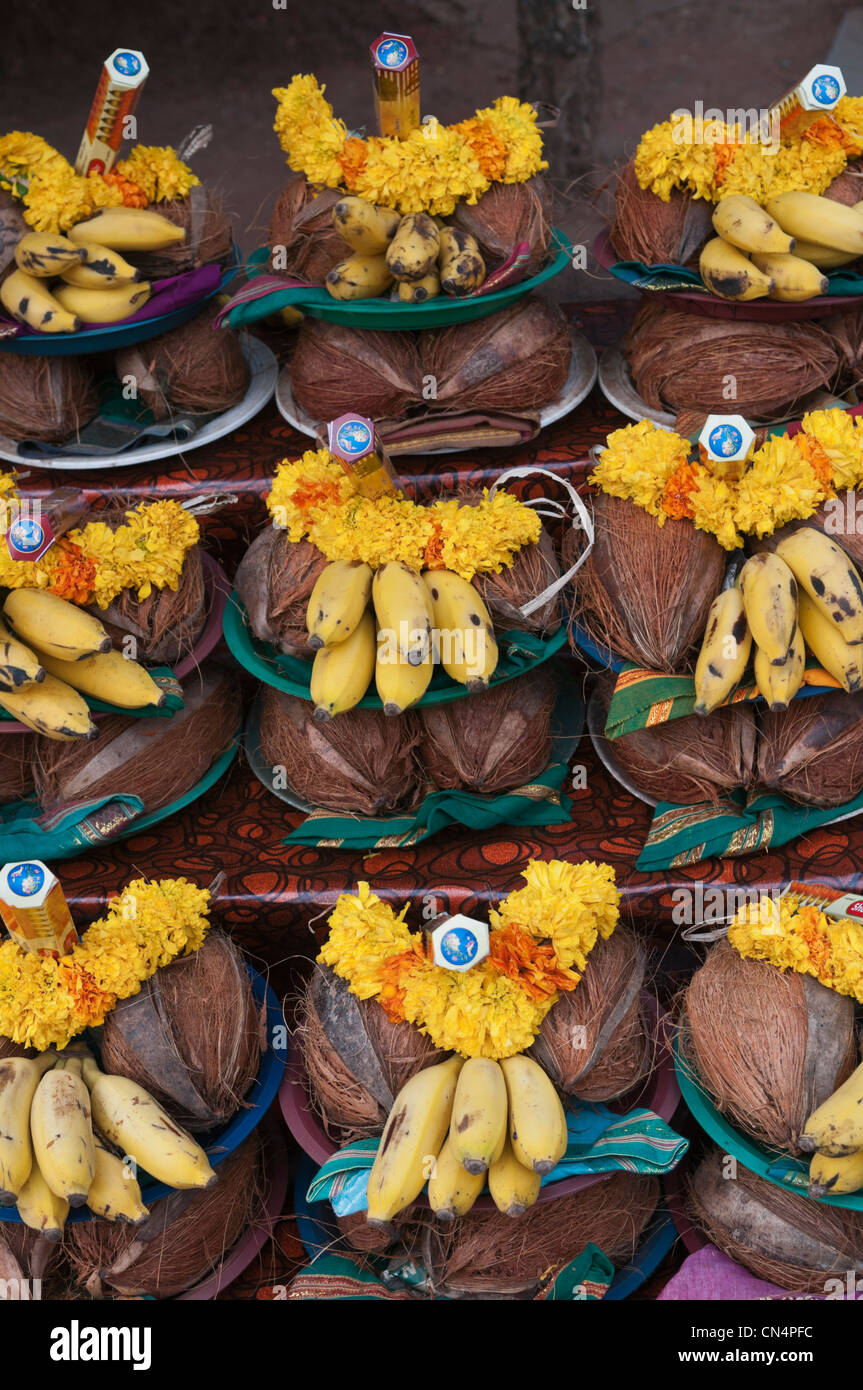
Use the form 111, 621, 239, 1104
23, 163, 94, 232
318, 882, 413, 998
0, 131, 64, 178
491, 858, 619, 971
734, 435, 828, 537
353, 124, 488, 217
473, 96, 547, 183
399, 958, 552, 1058
590, 420, 690, 519
273, 76, 348, 188
801, 409, 863, 491
728, 894, 863, 1003
115, 146, 200, 203
84, 173, 127, 209
689, 472, 744, 550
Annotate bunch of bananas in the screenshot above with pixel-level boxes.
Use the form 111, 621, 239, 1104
0, 1048, 216, 1238
0, 589, 164, 738
801, 1060, 863, 1198
324, 196, 486, 302
366, 1052, 568, 1227
0, 208, 185, 333
694, 527, 863, 714
699, 191, 863, 302
306, 559, 498, 719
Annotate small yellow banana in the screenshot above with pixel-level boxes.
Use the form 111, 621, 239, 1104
372, 562, 434, 667
325, 254, 393, 300
797, 588, 863, 691
0, 674, 97, 740
693, 586, 752, 715
15, 1156, 68, 1241
386, 213, 440, 281
0, 269, 80, 333
450, 1057, 508, 1174
421, 569, 498, 689
766, 192, 863, 256
0, 1053, 56, 1203
499, 1054, 568, 1176
699, 237, 774, 301
754, 623, 805, 709
310, 609, 376, 720
398, 270, 440, 302
438, 227, 485, 295
427, 1133, 485, 1221
366, 1055, 463, 1227
332, 197, 400, 255
375, 635, 433, 715
53, 280, 151, 324
809, 1147, 863, 1197
14, 231, 86, 277
306, 560, 373, 648
0, 620, 45, 692
801, 1060, 863, 1155
711, 195, 795, 255
751, 251, 828, 302
37, 649, 164, 710
68, 207, 185, 251
775, 527, 863, 646
4, 589, 111, 661
789, 238, 859, 269
488, 1137, 541, 1217
61, 241, 142, 289
738, 552, 798, 663
86, 1135, 150, 1223
30, 1058, 96, 1207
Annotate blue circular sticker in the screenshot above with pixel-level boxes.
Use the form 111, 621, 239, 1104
335, 419, 373, 456
440, 927, 479, 966
8, 517, 45, 553
708, 423, 744, 458
113, 51, 142, 77
7, 862, 45, 897
811, 74, 841, 106
376, 39, 409, 69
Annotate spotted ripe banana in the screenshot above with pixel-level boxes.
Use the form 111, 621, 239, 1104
366, 1055, 463, 1227
421, 569, 498, 689
0, 269, 80, 333
386, 213, 440, 282
375, 636, 433, 715
488, 1137, 541, 1217
0, 621, 45, 692
86, 1136, 150, 1223
37, 649, 164, 710
699, 237, 774, 301
738, 552, 798, 663
30, 1058, 96, 1207
790, 238, 860, 269
14, 231, 86, 277
0, 1053, 56, 1204
398, 270, 440, 302
0, 674, 97, 740
754, 623, 805, 709
325, 253, 393, 300
766, 192, 863, 256
499, 1054, 567, 1176
809, 1147, 863, 1198
15, 1157, 68, 1241
797, 588, 863, 691
306, 560, 373, 648
775, 527, 863, 645
427, 1133, 485, 1221
310, 609, 376, 720
711, 195, 795, 254
450, 1057, 508, 1174
800, 1060, 863, 1155
53, 280, 151, 324
372, 562, 434, 666
751, 251, 828, 302
693, 586, 751, 715
332, 197, 400, 255
4, 589, 111, 661
61, 242, 142, 289
438, 227, 485, 295
68, 207, 186, 251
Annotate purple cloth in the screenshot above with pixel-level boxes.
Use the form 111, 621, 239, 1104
0, 262, 222, 337
658, 1246, 863, 1301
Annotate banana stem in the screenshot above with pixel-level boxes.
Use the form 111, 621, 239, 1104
80, 1057, 102, 1090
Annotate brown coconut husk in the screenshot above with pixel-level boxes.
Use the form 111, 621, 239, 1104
268, 179, 345, 283
0, 1035, 30, 1059
688, 1145, 863, 1295
257, 687, 424, 816
0, 355, 98, 444
608, 693, 757, 806
683, 939, 857, 1153
235, 530, 327, 657
473, 527, 561, 638
337, 1209, 412, 1253
115, 312, 248, 420
0, 1226, 62, 1293
609, 159, 713, 266
0, 737, 34, 804
421, 297, 571, 414
419, 1171, 659, 1297
626, 299, 841, 419
299, 967, 442, 1141
91, 540, 206, 667
452, 177, 553, 276
99, 933, 262, 1132
570, 493, 725, 671
757, 692, 863, 806
825, 159, 863, 206
418, 665, 557, 796
125, 186, 234, 278
0, 190, 28, 277
529, 929, 651, 1101
34, 664, 240, 815
66, 1131, 266, 1299
290, 319, 421, 422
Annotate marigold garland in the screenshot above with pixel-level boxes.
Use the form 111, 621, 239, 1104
318, 861, 620, 1058
272, 75, 546, 216
0, 878, 211, 1051
266, 449, 540, 578
590, 410, 863, 549
728, 894, 863, 1003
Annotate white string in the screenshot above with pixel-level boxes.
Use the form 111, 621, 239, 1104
488, 465, 595, 617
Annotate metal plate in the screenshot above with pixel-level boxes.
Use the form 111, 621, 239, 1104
597, 345, 676, 430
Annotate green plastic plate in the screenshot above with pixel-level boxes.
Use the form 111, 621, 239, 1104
674, 1034, 863, 1211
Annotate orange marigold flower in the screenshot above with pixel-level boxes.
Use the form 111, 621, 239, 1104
379, 942, 425, 1020
453, 118, 507, 180
49, 540, 96, 604
422, 520, 446, 570
291, 479, 346, 514
712, 142, 737, 184
104, 171, 148, 207
488, 923, 580, 1001
661, 461, 699, 519
338, 136, 368, 190
793, 432, 835, 491
59, 962, 115, 1030
801, 115, 853, 151
797, 905, 833, 981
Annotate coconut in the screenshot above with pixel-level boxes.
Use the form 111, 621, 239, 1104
569, 493, 725, 671
257, 687, 424, 817
420, 297, 571, 414
452, 177, 553, 275
418, 665, 557, 796
825, 160, 863, 206
235, 530, 327, 657
757, 692, 863, 807
114, 312, 248, 421
289, 318, 422, 422
473, 527, 561, 638
609, 159, 713, 266
90, 540, 206, 667
99, 933, 263, 1131
609, 699, 757, 805
268, 178, 345, 283
0, 354, 98, 444
529, 929, 650, 1101
688, 1145, 863, 1295
0, 737, 34, 805
683, 939, 857, 1153
0, 1224, 62, 1292
124, 186, 234, 279
299, 967, 442, 1141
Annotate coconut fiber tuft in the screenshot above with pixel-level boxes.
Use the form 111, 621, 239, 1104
609, 159, 713, 266
452, 176, 553, 276
290, 319, 421, 422
757, 692, 863, 807
91, 530, 206, 667
609, 700, 757, 805
0, 354, 98, 444
235, 530, 327, 657
473, 527, 561, 638
268, 178, 345, 283
0, 737, 34, 805
421, 297, 571, 414
125, 187, 234, 279
115, 312, 248, 420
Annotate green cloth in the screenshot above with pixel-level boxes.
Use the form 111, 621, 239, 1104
609, 255, 863, 297
0, 666, 183, 724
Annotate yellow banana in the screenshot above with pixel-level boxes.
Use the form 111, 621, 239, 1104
0, 674, 97, 740
332, 197, 400, 255
398, 270, 440, 302
0, 620, 45, 692
366, 1055, 463, 1227
789, 238, 859, 269
711, 195, 795, 254
4, 589, 111, 661
372, 562, 434, 666
801, 1060, 863, 1155
324, 253, 393, 300
310, 609, 376, 720
37, 649, 164, 710
809, 1147, 863, 1198
699, 237, 773, 301
775, 527, 863, 646
421, 569, 498, 690
14, 231, 86, 277
738, 552, 798, 663
427, 1133, 485, 1221
438, 227, 486, 295
30, 1058, 95, 1207
306, 560, 374, 648
450, 1057, 508, 1174
0, 1053, 56, 1203
0, 269, 80, 333
386, 213, 440, 281
53, 280, 151, 324
86, 1135, 150, 1223
68, 207, 185, 251
15, 1156, 68, 1241
375, 635, 433, 715
82, 1056, 216, 1190
61, 242, 142, 289
499, 1054, 568, 1176
488, 1136, 541, 1217
754, 623, 805, 709
766, 192, 863, 256
693, 587, 752, 715
797, 588, 863, 691
750, 251, 828, 301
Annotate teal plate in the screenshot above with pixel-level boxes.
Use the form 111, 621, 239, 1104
223, 590, 567, 708
674, 1034, 863, 1211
